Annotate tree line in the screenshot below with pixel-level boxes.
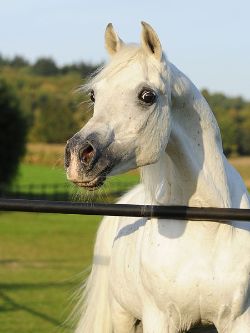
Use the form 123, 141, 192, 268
0, 54, 99, 77
202, 90, 250, 156
0, 54, 249, 157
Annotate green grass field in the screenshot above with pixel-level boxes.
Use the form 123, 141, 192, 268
14, 164, 67, 185
0, 211, 101, 333
14, 163, 139, 185
11, 163, 140, 201
1, 164, 140, 333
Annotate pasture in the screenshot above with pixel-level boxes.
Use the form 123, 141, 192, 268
0, 211, 100, 333
0, 158, 249, 332
10, 162, 139, 201
0, 162, 139, 333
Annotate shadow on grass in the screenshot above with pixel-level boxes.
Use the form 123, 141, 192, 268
0, 281, 76, 329
0, 280, 75, 291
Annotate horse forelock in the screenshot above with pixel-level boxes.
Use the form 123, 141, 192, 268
82, 43, 170, 92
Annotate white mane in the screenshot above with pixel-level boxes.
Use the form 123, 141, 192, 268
142, 61, 233, 207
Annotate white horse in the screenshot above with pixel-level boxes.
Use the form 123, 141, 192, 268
65, 22, 250, 333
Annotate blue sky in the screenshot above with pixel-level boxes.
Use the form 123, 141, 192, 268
1, 0, 250, 98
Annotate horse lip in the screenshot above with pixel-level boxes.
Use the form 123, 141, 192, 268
73, 175, 107, 191
69, 163, 113, 190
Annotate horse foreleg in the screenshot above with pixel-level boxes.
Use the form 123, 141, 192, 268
142, 306, 178, 333
111, 298, 138, 333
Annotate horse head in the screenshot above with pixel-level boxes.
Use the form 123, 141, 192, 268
65, 22, 172, 190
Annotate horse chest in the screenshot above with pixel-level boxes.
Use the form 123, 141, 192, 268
110, 218, 204, 319
110, 218, 250, 324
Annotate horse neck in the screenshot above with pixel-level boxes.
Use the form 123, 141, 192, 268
141, 63, 232, 208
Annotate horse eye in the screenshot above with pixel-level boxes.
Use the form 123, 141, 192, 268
90, 90, 95, 103
138, 89, 156, 105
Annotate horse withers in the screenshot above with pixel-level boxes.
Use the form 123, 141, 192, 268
65, 22, 250, 333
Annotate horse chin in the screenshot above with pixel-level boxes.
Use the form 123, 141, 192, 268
73, 175, 107, 191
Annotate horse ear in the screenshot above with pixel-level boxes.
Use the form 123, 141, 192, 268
105, 23, 124, 56
141, 21, 162, 61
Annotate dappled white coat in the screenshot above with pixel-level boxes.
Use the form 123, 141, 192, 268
72, 23, 250, 333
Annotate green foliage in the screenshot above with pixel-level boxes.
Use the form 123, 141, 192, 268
202, 89, 250, 156
32, 57, 59, 76
0, 55, 98, 144
10, 55, 29, 68
239, 108, 250, 155
0, 54, 99, 77
0, 78, 27, 186
0, 66, 89, 144
0, 54, 10, 66
61, 61, 99, 77
29, 92, 78, 143
0, 54, 29, 68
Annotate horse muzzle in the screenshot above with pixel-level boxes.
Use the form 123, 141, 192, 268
64, 133, 114, 190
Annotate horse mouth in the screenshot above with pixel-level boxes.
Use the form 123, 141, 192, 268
73, 175, 106, 191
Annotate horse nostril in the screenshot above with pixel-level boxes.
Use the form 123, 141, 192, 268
79, 142, 95, 166
65, 145, 71, 168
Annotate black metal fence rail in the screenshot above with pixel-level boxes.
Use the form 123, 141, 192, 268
0, 198, 250, 222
